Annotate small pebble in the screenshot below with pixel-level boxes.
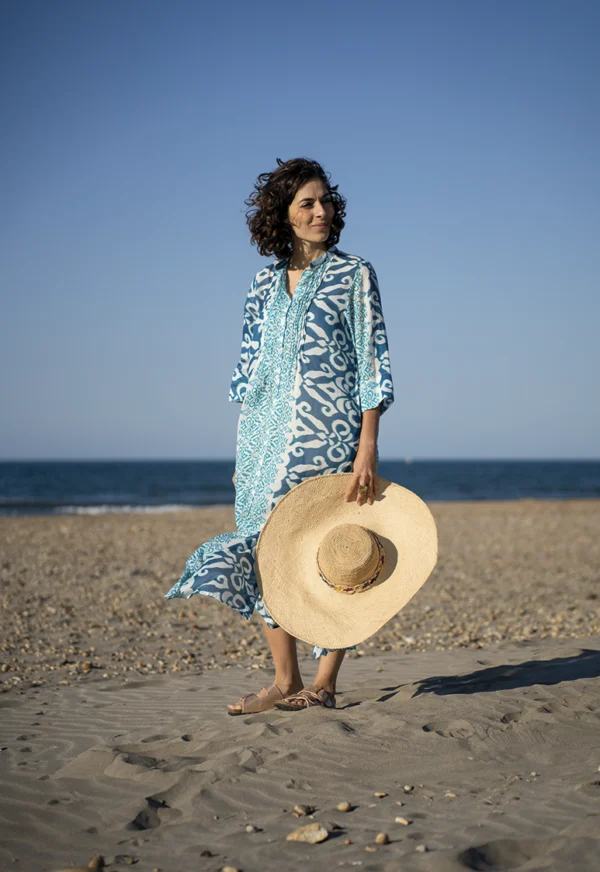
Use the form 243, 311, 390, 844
293, 804, 315, 816
245, 824, 258, 833
403, 784, 414, 793
286, 822, 329, 843
395, 800, 404, 806
374, 791, 388, 798
375, 832, 389, 844
530, 771, 538, 777
365, 846, 377, 852
337, 801, 352, 812
222, 867, 239, 872
88, 858, 105, 870
445, 791, 457, 798
416, 844, 428, 852
344, 839, 352, 845
395, 816, 411, 826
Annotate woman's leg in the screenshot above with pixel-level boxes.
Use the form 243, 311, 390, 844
260, 620, 305, 695
310, 649, 346, 695
227, 619, 304, 713
260, 625, 346, 696
274, 649, 346, 710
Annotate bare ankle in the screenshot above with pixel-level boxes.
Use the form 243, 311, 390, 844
311, 680, 336, 695
275, 674, 303, 694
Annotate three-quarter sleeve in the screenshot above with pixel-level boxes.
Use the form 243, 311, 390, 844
229, 275, 261, 404
346, 261, 394, 416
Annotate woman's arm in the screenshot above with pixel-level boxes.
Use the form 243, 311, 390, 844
343, 259, 394, 507
344, 263, 394, 418
358, 404, 381, 450
345, 403, 381, 506
229, 275, 261, 405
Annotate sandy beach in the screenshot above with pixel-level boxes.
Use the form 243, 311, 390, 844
1, 499, 599, 871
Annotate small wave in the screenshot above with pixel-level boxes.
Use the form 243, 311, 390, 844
55, 504, 202, 515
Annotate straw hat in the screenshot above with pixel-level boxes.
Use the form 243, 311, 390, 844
255, 473, 438, 649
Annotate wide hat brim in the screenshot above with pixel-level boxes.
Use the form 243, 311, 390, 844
255, 473, 438, 649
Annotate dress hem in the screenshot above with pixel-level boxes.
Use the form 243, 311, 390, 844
164, 574, 355, 659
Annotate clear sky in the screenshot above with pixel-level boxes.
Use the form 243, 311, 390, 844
1, 0, 598, 460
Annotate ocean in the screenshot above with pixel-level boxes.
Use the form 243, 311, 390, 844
0, 460, 598, 516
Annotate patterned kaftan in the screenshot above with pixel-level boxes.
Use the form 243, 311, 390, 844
164, 244, 394, 657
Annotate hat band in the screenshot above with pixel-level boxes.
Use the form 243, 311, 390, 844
317, 532, 385, 594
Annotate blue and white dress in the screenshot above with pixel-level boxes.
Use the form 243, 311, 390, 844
165, 244, 394, 657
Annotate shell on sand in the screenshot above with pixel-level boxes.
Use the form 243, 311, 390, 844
286, 822, 329, 843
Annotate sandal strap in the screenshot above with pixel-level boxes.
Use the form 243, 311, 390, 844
234, 684, 286, 712
284, 689, 331, 707
239, 690, 262, 702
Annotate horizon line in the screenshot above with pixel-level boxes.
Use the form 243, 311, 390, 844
1, 457, 598, 464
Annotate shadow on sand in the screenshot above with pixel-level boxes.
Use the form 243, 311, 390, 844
375, 649, 600, 703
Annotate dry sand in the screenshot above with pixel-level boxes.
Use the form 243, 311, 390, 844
0, 499, 599, 871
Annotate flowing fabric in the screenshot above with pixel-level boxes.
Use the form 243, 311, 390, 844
165, 245, 394, 657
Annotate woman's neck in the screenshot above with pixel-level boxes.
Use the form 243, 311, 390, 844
288, 241, 327, 270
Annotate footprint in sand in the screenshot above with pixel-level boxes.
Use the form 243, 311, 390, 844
108, 750, 207, 776
536, 701, 562, 713
501, 711, 523, 724
457, 836, 565, 869
575, 778, 600, 798
238, 748, 264, 771
127, 795, 183, 831
422, 719, 475, 739
128, 798, 164, 830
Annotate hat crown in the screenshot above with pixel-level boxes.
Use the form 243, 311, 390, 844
317, 523, 382, 590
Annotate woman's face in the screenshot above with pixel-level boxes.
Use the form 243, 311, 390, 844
287, 178, 335, 247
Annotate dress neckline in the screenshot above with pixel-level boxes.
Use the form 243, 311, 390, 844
275, 245, 337, 273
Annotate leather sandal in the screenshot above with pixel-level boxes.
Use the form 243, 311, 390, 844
227, 683, 286, 715
274, 688, 336, 711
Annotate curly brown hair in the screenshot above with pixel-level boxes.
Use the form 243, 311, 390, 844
244, 157, 347, 261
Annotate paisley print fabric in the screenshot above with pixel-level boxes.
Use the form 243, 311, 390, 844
165, 245, 394, 658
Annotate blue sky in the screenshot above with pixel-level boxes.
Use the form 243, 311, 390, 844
1, 0, 598, 460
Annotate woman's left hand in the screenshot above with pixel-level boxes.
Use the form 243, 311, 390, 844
344, 444, 378, 506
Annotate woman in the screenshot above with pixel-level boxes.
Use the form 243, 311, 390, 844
165, 157, 394, 713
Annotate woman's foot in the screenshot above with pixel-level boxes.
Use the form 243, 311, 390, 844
227, 679, 304, 715
274, 684, 336, 711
